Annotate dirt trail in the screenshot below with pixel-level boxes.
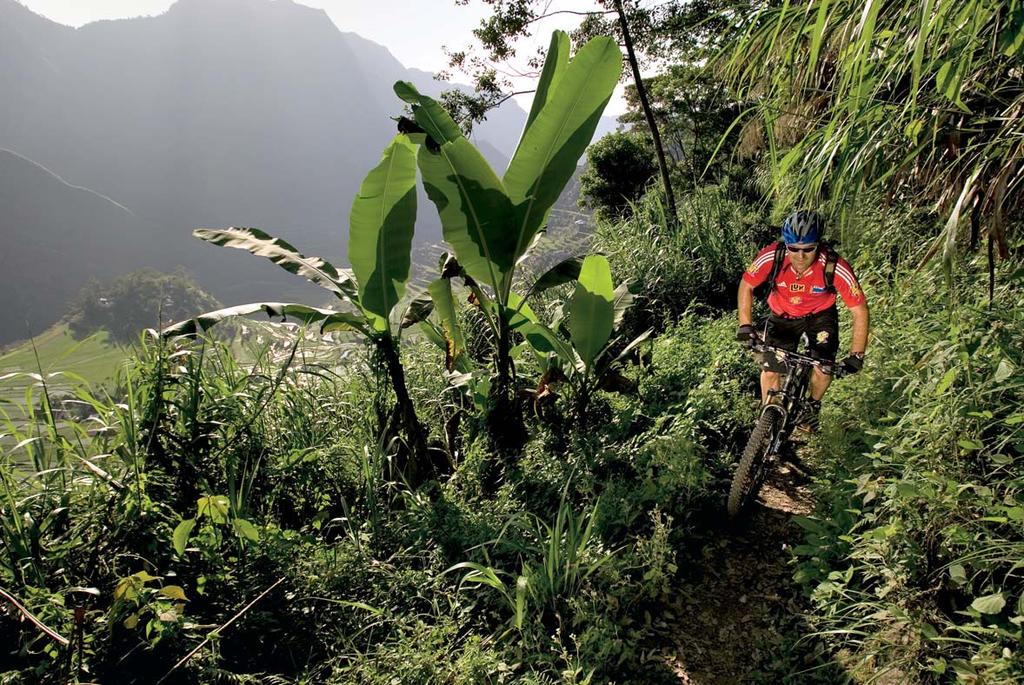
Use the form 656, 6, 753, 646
665, 461, 847, 684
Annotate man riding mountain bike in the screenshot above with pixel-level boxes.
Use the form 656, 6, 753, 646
736, 210, 870, 432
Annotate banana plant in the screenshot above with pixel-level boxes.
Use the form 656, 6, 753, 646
400, 249, 585, 455
518, 255, 652, 424
164, 134, 440, 483
394, 30, 623, 441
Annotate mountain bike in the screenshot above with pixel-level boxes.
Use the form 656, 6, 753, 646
727, 340, 846, 518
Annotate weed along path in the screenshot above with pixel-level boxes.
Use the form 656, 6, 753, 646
665, 462, 848, 684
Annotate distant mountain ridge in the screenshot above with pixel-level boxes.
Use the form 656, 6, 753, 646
0, 149, 165, 340
0, 0, 612, 345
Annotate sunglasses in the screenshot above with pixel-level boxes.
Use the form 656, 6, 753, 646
786, 245, 818, 254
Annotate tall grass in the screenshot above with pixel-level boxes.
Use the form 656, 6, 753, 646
0, 324, 388, 678
794, 233, 1024, 682
592, 186, 764, 333
719, 0, 1024, 261
449, 487, 616, 645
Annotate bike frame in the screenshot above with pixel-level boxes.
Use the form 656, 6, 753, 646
727, 341, 847, 517
752, 341, 839, 456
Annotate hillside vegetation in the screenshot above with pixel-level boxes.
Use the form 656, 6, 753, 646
0, 326, 123, 426
2, 3, 1024, 684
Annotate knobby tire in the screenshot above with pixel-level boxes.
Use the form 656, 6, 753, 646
728, 406, 784, 518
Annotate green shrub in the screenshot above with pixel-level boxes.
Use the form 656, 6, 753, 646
592, 186, 764, 333
640, 314, 758, 473
579, 130, 659, 221
65, 268, 220, 343
793, 255, 1024, 683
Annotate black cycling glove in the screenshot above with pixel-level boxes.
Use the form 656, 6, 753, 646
736, 324, 757, 346
841, 354, 864, 374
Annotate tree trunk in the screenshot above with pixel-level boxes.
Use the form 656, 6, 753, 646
490, 311, 524, 445
496, 312, 512, 396
376, 335, 433, 485
482, 310, 526, 492
613, 0, 677, 228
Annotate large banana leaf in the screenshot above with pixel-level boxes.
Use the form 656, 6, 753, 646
611, 281, 635, 330
400, 290, 434, 329
525, 255, 584, 299
515, 31, 571, 159
162, 302, 368, 338
348, 134, 418, 332
193, 227, 357, 300
519, 321, 579, 371
394, 82, 463, 145
417, 139, 515, 289
504, 37, 622, 269
395, 82, 515, 290
569, 255, 615, 370
506, 291, 540, 330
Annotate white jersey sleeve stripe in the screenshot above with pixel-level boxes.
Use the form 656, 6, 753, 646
835, 264, 858, 285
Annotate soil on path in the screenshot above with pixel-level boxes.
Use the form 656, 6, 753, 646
665, 461, 849, 684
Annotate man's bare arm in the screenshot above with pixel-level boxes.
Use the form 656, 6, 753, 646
849, 302, 869, 354
738, 280, 755, 326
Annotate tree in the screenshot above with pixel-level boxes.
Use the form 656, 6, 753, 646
397, 31, 622, 456
444, 0, 757, 227
619, 66, 740, 187
165, 136, 442, 485
610, 0, 677, 222
442, 0, 683, 223
65, 269, 220, 344
579, 130, 657, 219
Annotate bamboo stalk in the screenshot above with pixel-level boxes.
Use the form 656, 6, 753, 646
155, 577, 285, 684
0, 586, 69, 647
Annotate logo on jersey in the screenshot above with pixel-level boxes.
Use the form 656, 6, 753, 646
789, 283, 806, 293
811, 286, 827, 294
747, 262, 759, 275
790, 296, 803, 304
816, 331, 830, 345
849, 284, 862, 298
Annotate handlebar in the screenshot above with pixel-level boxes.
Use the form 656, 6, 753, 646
749, 339, 846, 378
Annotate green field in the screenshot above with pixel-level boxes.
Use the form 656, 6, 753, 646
0, 325, 125, 381
0, 325, 126, 424
0, 322, 362, 417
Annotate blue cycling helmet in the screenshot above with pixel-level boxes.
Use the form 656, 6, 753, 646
781, 210, 823, 244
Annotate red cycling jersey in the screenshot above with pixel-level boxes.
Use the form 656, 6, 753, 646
742, 242, 866, 318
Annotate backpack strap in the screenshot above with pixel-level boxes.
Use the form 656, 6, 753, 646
823, 245, 840, 294
763, 242, 787, 298
752, 241, 788, 301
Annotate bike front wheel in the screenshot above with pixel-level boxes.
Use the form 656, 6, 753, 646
728, 405, 784, 518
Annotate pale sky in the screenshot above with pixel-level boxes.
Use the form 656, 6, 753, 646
15, 0, 628, 114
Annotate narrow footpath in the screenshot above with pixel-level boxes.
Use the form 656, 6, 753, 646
665, 461, 849, 684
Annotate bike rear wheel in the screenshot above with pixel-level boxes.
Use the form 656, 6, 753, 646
728, 406, 784, 518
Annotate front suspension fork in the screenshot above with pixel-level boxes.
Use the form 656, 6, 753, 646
760, 397, 790, 458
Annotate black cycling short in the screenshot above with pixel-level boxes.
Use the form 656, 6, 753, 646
759, 305, 839, 373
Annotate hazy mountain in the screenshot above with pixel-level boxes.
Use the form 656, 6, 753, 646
3, 0, 425, 253
0, 0, 613, 344
0, 149, 155, 342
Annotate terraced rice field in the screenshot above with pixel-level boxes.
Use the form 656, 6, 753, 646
0, 326, 126, 458
0, 326, 125, 414
0, 322, 362, 454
